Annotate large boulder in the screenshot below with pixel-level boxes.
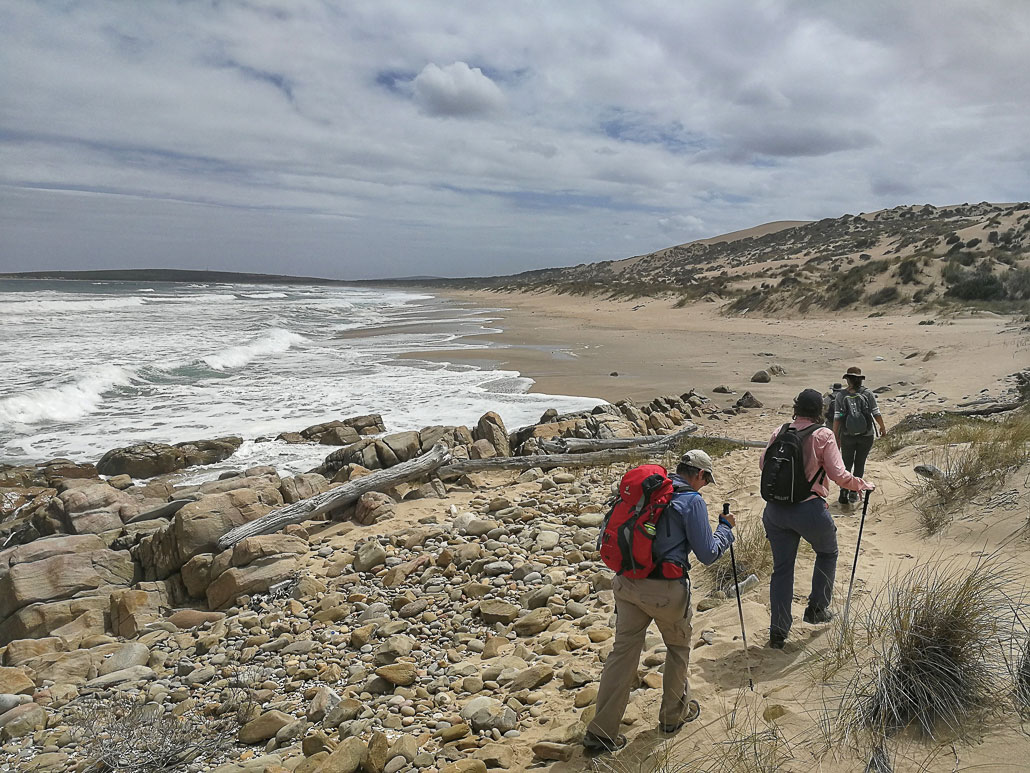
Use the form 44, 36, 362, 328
302, 415, 385, 443
474, 412, 510, 457
280, 473, 329, 504
58, 483, 139, 534
354, 492, 395, 526
317, 425, 362, 446
96, 436, 242, 478
231, 534, 308, 567
0, 542, 134, 621
468, 439, 497, 460
206, 554, 301, 610
135, 488, 275, 580
0, 594, 111, 647
110, 585, 170, 637
381, 432, 420, 463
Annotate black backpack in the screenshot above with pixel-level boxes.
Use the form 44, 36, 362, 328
824, 390, 840, 426
760, 423, 826, 503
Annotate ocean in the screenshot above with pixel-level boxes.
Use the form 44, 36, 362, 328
0, 280, 602, 480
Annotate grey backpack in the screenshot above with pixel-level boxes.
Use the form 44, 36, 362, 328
840, 391, 872, 435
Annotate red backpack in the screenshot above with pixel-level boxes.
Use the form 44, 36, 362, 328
598, 464, 687, 580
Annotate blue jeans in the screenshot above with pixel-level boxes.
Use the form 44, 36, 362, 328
763, 498, 838, 637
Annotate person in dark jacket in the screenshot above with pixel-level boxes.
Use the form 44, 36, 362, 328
583, 450, 735, 754
760, 389, 875, 649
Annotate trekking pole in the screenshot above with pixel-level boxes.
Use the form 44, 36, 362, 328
725, 503, 754, 691
842, 489, 872, 630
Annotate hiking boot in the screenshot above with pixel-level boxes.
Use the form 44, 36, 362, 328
804, 606, 834, 624
837, 490, 849, 505
768, 631, 786, 649
848, 491, 860, 503
660, 699, 700, 734
582, 732, 627, 755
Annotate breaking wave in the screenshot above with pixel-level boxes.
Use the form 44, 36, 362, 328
0, 365, 135, 425
202, 328, 307, 371
0, 297, 147, 314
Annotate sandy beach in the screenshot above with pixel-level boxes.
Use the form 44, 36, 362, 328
410, 290, 1027, 421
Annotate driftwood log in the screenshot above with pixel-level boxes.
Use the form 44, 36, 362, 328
945, 401, 1023, 417
536, 427, 767, 455
701, 435, 768, 449
537, 425, 698, 454
216, 442, 452, 550
438, 424, 743, 477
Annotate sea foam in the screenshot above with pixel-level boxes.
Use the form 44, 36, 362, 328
0, 297, 147, 314
202, 328, 307, 371
0, 365, 135, 425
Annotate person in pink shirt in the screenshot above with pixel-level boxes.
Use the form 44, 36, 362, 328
759, 389, 875, 649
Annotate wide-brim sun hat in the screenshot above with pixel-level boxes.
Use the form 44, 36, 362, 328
843, 366, 865, 380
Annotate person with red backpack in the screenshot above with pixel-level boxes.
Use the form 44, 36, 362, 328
583, 450, 735, 755
759, 389, 875, 650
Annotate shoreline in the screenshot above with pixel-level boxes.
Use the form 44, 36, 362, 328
403, 288, 1028, 420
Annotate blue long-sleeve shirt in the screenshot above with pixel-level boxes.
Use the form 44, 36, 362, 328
655, 474, 735, 572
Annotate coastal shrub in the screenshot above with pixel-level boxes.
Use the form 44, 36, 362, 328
822, 281, 862, 310
911, 285, 935, 303
896, 258, 920, 284
1003, 267, 1030, 300
945, 269, 1005, 301
868, 286, 899, 306
835, 556, 1020, 743
69, 687, 251, 772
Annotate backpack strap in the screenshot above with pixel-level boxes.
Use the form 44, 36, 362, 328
796, 423, 826, 488
656, 488, 698, 577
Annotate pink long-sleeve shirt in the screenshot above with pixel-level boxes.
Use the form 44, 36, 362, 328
759, 418, 872, 501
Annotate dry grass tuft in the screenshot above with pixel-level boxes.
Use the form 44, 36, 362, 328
703, 511, 771, 594
591, 696, 793, 773
1014, 638, 1030, 715
909, 412, 1030, 534
834, 556, 1019, 742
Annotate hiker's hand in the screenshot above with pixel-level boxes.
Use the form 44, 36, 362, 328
863, 482, 876, 492
719, 511, 736, 528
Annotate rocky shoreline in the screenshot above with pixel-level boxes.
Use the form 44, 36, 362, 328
0, 389, 732, 772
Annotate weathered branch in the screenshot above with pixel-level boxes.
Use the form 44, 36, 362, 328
699, 435, 769, 449
216, 442, 451, 550
537, 424, 698, 454
439, 425, 704, 477
945, 401, 1023, 417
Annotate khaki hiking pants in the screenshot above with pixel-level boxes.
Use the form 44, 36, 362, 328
587, 575, 694, 742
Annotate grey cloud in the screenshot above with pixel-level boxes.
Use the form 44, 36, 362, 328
412, 62, 505, 117
0, 1, 1028, 278
731, 126, 879, 158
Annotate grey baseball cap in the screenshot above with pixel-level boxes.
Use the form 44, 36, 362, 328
680, 449, 716, 484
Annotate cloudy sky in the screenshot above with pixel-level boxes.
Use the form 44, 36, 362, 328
2, 1, 1028, 279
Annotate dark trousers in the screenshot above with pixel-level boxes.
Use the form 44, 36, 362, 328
763, 498, 838, 636
840, 434, 874, 499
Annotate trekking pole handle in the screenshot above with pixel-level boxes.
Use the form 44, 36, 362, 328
723, 503, 730, 516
